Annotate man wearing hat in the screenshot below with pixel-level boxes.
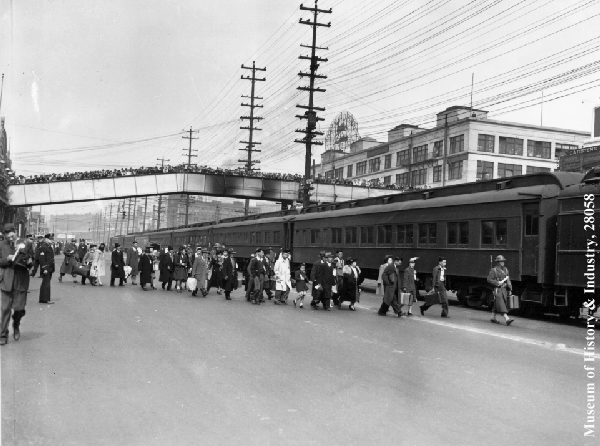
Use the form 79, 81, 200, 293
310, 250, 326, 309
126, 241, 140, 286
191, 248, 209, 297
138, 247, 154, 291
420, 257, 449, 318
77, 239, 88, 266
314, 252, 336, 310
487, 255, 515, 326
59, 238, 79, 283
81, 244, 96, 285
378, 256, 404, 318
110, 243, 125, 286
159, 246, 174, 290
0, 224, 35, 345
31, 233, 56, 304
402, 257, 419, 316
249, 248, 266, 304
221, 249, 234, 300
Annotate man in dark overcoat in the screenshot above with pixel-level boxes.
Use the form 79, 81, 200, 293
0, 224, 35, 345
378, 256, 403, 318
250, 248, 265, 304
138, 247, 154, 291
310, 251, 325, 309
402, 257, 418, 316
159, 246, 174, 290
332, 250, 344, 307
31, 233, 56, 304
261, 250, 274, 300
314, 252, 336, 311
77, 239, 88, 266
110, 243, 125, 287
59, 238, 79, 283
420, 257, 449, 318
221, 250, 234, 300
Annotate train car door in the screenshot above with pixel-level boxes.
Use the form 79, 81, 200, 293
521, 203, 539, 276
285, 221, 294, 254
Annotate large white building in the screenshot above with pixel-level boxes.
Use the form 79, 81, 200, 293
315, 106, 590, 187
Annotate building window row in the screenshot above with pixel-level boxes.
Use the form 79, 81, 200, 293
368, 157, 381, 173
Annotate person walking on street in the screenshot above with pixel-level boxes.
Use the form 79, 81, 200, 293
59, 238, 79, 283
314, 252, 336, 311
402, 257, 419, 316
378, 256, 403, 318
273, 249, 292, 305
341, 257, 362, 311
138, 247, 154, 291
294, 263, 308, 308
310, 251, 325, 309
206, 252, 223, 295
221, 250, 234, 300
81, 244, 95, 285
126, 241, 140, 285
0, 224, 35, 345
420, 257, 449, 318
250, 248, 266, 304
159, 246, 174, 290
110, 243, 125, 287
191, 248, 208, 297
332, 250, 345, 307
173, 246, 189, 293
91, 243, 106, 286
488, 255, 515, 326
31, 233, 56, 303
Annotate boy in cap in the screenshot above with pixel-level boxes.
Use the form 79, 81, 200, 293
421, 257, 449, 318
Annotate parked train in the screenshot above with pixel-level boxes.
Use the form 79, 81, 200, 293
110, 170, 600, 320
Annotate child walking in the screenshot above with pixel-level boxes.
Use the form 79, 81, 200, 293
294, 264, 308, 308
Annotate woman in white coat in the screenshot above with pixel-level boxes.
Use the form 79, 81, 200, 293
91, 243, 107, 286
273, 249, 292, 305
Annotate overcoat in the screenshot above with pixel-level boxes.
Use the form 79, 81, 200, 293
208, 257, 223, 287
172, 252, 189, 281
221, 257, 234, 292
77, 244, 88, 262
376, 263, 386, 296
159, 252, 174, 282
191, 255, 208, 289
33, 241, 55, 276
294, 269, 308, 292
274, 256, 292, 291
91, 250, 105, 278
137, 253, 153, 284
60, 242, 79, 275
111, 249, 125, 279
342, 265, 361, 304
262, 257, 273, 290
126, 247, 140, 276
487, 265, 512, 314
381, 263, 399, 305
0, 240, 31, 292
314, 261, 335, 292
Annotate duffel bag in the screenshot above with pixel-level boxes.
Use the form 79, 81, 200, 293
72, 264, 91, 278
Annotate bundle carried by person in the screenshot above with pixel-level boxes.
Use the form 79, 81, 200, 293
123, 265, 132, 279
72, 262, 91, 278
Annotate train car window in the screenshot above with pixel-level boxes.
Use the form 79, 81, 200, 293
256, 232, 263, 244
331, 228, 342, 244
377, 225, 392, 245
360, 226, 374, 245
418, 223, 437, 246
274, 231, 281, 244
396, 224, 413, 246
481, 220, 508, 247
265, 232, 272, 245
310, 229, 320, 245
251, 232, 256, 245
345, 227, 357, 245
295, 230, 302, 246
447, 222, 469, 247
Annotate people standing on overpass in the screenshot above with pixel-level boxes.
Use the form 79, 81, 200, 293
91, 243, 106, 286
110, 244, 125, 287
173, 246, 189, 293
420, 257, 449, 318
0, 224, 34, 345
159, 246, 174, 290
488, 255, 515, 326
31, 233, 55, 304
59, 238, 79, 283
126, 241, 140, 286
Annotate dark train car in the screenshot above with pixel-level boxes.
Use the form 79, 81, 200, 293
555, 167, 600, 318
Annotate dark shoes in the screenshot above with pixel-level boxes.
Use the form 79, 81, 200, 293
142, 287, 148, 291
349, 305, 356, 311
491, 319, 500, 324
13, 324, 20, 341
407, 313, 413, 316
506, 319, 514, 326
441, 314, 449, 318
39, 301, 55, 304
420, 306, 425, 316
0, 336, 7, 346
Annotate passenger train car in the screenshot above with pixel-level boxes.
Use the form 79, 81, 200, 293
111, 171, 599, 320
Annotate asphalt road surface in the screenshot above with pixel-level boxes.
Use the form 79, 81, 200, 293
1, 263, 598, 445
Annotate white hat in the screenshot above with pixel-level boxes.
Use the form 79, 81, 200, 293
409, 257, 418, 262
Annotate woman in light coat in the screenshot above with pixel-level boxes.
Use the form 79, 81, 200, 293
91, 243, 107, 286
274, 250, 292, 305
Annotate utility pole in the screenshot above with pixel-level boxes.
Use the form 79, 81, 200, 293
143, 196, 148, 232
131, 197, 137, 234
106, 203, 114, 244
181, 128, 198, 226
240, 61, 266, 216
295, 0, 331, 208
156, 157, 170, 231
126, 198, 132, 235
119, 199, 125, 236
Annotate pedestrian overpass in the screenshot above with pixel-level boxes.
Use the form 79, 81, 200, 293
7, 172, 399, 207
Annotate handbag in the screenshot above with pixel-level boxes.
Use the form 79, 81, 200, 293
187, 277, 197, 290
424, 289, 441, 306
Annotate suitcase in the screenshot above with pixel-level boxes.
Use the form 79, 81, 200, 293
424, 290, 441, 306
400, 292, 412, 305
508, 294, 519, 310
72, 264, 91, 278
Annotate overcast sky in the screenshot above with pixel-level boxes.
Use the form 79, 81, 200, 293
1, 0, 599, 217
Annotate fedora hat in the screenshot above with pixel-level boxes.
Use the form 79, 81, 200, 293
495, 255, 507, 262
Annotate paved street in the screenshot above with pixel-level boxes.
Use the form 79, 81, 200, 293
1, 260, 597, 446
